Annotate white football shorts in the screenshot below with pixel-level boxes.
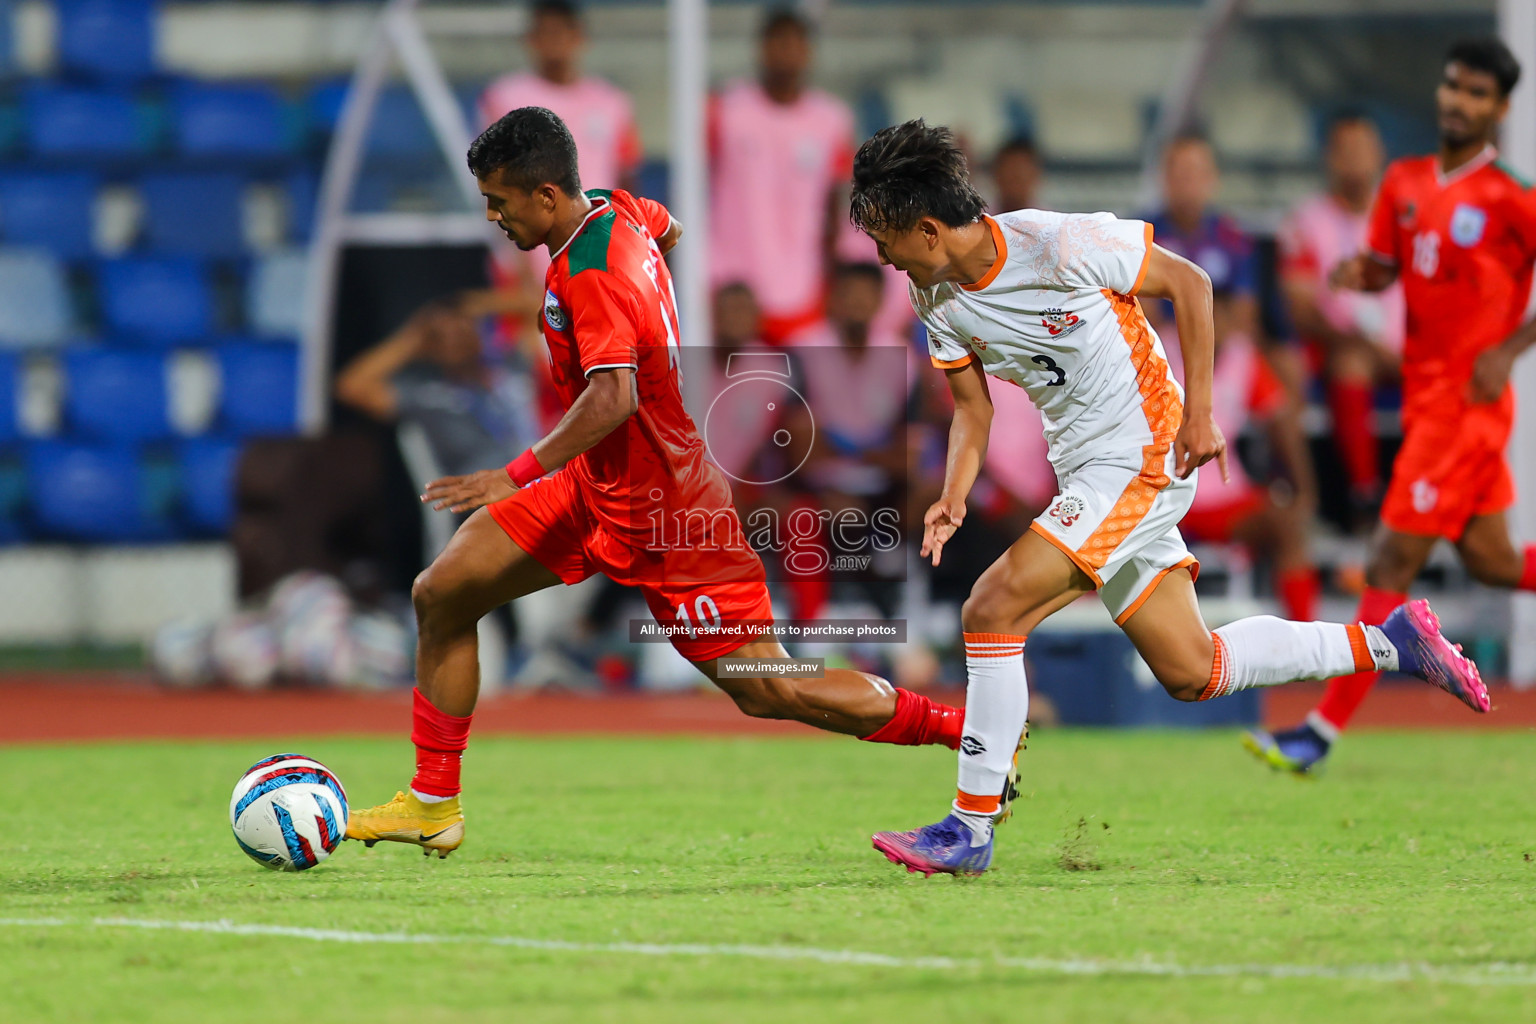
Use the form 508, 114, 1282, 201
1029, 444, 1200, 625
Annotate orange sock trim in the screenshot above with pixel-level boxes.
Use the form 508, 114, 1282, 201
1198, 632, 1229, 701
963, 632, 1027, 644
955, 789, 1002, 814
964, 631, 1026, 658
1345, 624, 1375, 673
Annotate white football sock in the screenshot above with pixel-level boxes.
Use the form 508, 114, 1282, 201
410, 788, 454, 804
955, 632, 1028, 819
1205, 616, 1376, 699
951, 806, 996, 845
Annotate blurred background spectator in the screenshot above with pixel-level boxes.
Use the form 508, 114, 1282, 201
335, 298, 538, 481
991, 135, 1044, 214
1165, 291, 1322, 623
710, 7, 855, 345
1278, 113, 1405, 529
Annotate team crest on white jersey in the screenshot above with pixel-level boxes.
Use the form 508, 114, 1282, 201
1041, 308, 1083, 338
543, 289, 568, 332
1450, 204, 1487, 247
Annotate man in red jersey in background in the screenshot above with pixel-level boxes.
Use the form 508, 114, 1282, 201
346, 108, 967, 857
1247, 37, 1536, 774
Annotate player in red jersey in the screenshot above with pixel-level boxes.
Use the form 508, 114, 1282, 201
1247, 38, 1536, 774
345, 107, 969, 857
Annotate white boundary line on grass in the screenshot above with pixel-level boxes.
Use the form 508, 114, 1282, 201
4, 916, 1536, 987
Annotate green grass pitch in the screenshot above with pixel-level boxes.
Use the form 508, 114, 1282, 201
3, 729, 1536, 1023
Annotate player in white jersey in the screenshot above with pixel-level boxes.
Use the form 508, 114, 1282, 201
848, 120, 1488, 877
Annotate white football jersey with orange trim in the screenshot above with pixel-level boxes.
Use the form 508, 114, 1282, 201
911, 209, 1183, 476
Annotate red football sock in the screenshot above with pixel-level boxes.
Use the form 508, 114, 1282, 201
409, 688, 473, 798
860, 687, 963, 749
1330, 380, 1378, 492
1313, 586, 1406, 732
1520, 546, 1536, 592
1277, 567, 1321, 622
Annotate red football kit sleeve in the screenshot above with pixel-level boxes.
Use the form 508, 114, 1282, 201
564, 270, 641, 376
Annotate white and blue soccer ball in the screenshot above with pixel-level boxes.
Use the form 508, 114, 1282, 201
229, 754, 349, 871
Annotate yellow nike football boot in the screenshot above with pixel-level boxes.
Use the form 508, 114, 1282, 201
994, 722, 1029, 826
345, 791, 464, 858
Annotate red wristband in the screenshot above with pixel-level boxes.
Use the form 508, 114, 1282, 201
507, 449, 545, 487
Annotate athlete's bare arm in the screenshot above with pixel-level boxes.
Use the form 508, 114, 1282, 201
1330, 252, 1399, 293
923, 358, 993, 566
334, 306, 438, 420
1471, 314, 1536, 403
422, 367, 639, 512
1138, 245, 1229, 482
657, 217, 683, 256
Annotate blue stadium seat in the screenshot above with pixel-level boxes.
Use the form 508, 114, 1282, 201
57, 0, 155, 82
173, 83, 289, 160
26, 440, 168, 540
98, 257, 213, 346
246, 249, 307, 339
217, 341, 298, 436
0, 172, 99, 259
63, 347, 172, 442
0, 351, 17, 442
179, 435, 241, 532
23, 84, 145, 160
0, 453, 25, 544
284, 170, 318, 241
138, 171, 247, 257
0, 248, 72, 349
309, 82, 436, 161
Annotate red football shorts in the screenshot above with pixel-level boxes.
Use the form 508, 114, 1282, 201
1179, 488, 1267, 544
1381, 408, 1514, 541
487, 469, 773, 662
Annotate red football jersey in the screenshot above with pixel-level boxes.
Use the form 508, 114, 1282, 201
540, 188, 732, 547
1366, 146, 1536, 420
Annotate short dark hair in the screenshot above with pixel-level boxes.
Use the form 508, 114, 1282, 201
850, 119, 986, 234
833, 262, 885, 290
467, 106, 581, 195
530, 0, 582, 27
1324, 109, 1377, 141
994, 135, 1038, 163
1446, 36, 1521, 97
761, 6, 810, 40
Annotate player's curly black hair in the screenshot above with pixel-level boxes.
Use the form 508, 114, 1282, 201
849, 119, 985, 234
467, 106, 582, 196
1446, 37, 1521, 97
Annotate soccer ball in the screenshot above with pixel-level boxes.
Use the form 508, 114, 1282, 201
229, 754, 349, 871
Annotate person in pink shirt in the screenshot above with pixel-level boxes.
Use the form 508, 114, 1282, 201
479, 1, 642, 195
710, 8, 856, 345
480, 0, 643, 291
782, 264, 912, 618
1278, 114, 1405, 520
478, 2, 645, 433
1167, 292, 1321, 622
